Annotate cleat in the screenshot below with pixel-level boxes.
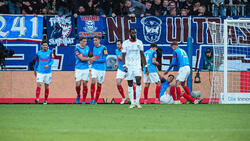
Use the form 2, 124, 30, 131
155, 99, 160, 104
76, 97, 80, 104
94, 101, 97, 104
82, 101, 86, 104
174, 100, 181, 104
135, 103, 142, 108
90, 99, 95, 104
35, 99, 39, 104
120, 98, 127, 104
129, 104, 136, 109
194, 98, 203, 104
144, 99, 148, 104
185, 100, 192, 104
43, 100, 47, 105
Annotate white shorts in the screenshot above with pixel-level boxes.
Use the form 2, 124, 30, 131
160, 93, 174, 104
116, 69, 127, 79
75, 69, 90, 81
91, 69, 106, 84
36, 73, 52, 84
144, 72, 160, 83
126, 67, 142, 80
176, 66, 190, 82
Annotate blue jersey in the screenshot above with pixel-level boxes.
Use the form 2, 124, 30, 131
159, 77, 170, 99
115, 49, 124, 72
34, 49, 54, 74
92, 45, 108, 71
75, 45, 90, 70
144, 49, 157, 73
167, 47, 189, 71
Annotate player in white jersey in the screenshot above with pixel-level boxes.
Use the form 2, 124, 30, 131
122, 28, 149, 108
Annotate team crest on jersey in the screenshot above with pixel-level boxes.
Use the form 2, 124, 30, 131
84, 20, 97, 32
141, 16, 162, 43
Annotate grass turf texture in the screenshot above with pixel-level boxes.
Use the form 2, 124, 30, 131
0, 104, 250, 141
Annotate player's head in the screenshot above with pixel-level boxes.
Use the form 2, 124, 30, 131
125, 0, 132, 7
205, 48, 212, 58
116, 40, 123, 50
93, 36, 101, 47
150, 43, 158, 51
129, 28, 137, 40
41, 40, 48, 51
170, 42, 178, 50
79, 37, 87, 48
167, 74, 175, 83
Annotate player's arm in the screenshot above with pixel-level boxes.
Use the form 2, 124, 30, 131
164, 51, 177, 75
33, 54, 39, 76
152, 52, 159, 66
122, 42, 127, 72
141, 50, 149, 75
75, 48, 90, 62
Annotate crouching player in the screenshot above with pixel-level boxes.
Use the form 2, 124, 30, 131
34, 41, 54, 104
159, 74, 203, 104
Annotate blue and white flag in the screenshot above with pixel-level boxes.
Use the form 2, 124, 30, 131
77, 16, 103, 38
46, 15, 76, 46
0, 15, 43, 42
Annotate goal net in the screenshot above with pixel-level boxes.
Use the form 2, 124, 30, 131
208, 19, 250, 104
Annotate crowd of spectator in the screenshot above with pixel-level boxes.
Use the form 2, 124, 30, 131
0, 0, 249, 16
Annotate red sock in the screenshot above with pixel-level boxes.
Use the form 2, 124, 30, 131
183, 86, 191, 96
117, 85, 125, 98
133, 85, 136, 100
91, 84, 95, 100
36, 87, 41, 99
176, 87, 181, 100
170, 86, 177, 100
82, 86, 88, 102
183, 93, 195, 103
155, 86, 161, 99
45, 88, 49, 101
95, 86, 102, 102
144, 86, 149, 100
76, 86, 80, 97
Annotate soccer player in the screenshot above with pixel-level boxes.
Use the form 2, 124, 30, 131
143, 43, 161, 104
75, 37, 94, 104
90, 36, 108, 104
159, 74, 203, 104
122, 28, 149, 108
164, 42, 192, 104
34, 40, 54, 104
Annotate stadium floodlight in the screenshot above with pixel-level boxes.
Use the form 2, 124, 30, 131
208, 19, 250, 104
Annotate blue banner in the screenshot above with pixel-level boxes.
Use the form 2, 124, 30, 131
0, 15, 43, 42
46, 15, 76, 46
77, 15, 103, 38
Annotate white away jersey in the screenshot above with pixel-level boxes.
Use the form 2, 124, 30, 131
122, 39, 144, 69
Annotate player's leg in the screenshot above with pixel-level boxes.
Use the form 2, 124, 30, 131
143, 83, 150, 104
90, 69, 98, 104
75, 69, 82, 103
169, 85, 177, 101
135, 76, 142, 108
35, 82, 42, 104
116, 70, 127, 104
175, 66, 190, 104
44, 83, 49, 104
127, 80, 135, 108
175, 80, 182, 104
94, 70, 105, 104
82, 80, 88, 104
155, 81, 161, 104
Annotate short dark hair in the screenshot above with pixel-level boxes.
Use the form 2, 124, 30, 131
168, 74, 175, 79
94, 36, 101, 40
150, 43, 158, 48
79, 37, 87, 41
129, 28, 136, 33
41, 40, 48, 45
171, 41, 178, 47
117, 39, 123, 44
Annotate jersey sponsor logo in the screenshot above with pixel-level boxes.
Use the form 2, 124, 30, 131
141, 16, 162, 43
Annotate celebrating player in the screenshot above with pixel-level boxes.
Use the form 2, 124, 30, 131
90, 36, 108, 104
143, 43, 161, 104
34, 40, 54, 104
75, 37, 94, 104
164, 42, 192, 104
122, 28, 149, 108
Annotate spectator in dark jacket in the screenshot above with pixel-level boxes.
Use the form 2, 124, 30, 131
124, 0, 146, 17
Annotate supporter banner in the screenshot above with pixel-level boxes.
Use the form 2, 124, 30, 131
0, 15, 43, 42
46, 15, 76, 46
77, 15, 103, 38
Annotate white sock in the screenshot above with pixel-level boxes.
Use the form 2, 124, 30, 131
128, 86, 134, 104
136, 85, 141, 104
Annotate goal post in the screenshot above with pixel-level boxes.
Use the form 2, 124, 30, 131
209, 19, 250, 104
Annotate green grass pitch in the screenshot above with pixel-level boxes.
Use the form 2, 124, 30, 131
0, 104, 250, 141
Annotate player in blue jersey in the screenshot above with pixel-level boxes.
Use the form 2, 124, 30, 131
164, 41, 192, 104
143, 43, 161, 104
90, 36, 108, 104
75, 37, 95, 104
34, 41, 54, 104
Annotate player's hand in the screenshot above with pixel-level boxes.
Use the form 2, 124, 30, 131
34, 71, 37, 77
44, 65, 49, 69
123, 66, 128, 72
164, 71, 169, 75
146, 67, 149, 75
114, 64, 118, 69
